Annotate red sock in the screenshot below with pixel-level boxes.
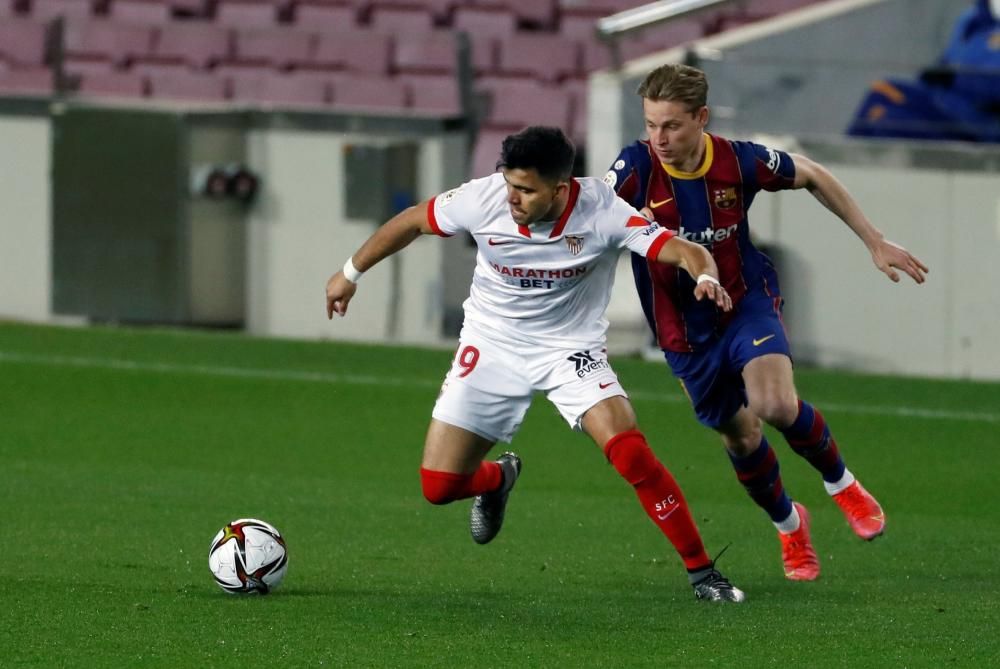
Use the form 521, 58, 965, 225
604, 430, 711, 571
420, 462, 502, 505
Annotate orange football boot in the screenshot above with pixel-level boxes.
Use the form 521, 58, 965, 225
779, 502, 820, 581
832, 480, 886, 540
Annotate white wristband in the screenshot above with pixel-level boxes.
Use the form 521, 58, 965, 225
696, 273, 720, 286
343, 257, 364, 283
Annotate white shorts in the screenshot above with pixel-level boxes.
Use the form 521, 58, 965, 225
431, 326, 628, 443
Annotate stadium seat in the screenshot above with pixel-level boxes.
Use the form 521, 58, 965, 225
364, 0, 456, 24
452, 6, 517, 39
308, 30, 391, 74
471, 0, 557, 30
404, 72, 460, 114
0, 0, 17, 17
469, 126, 508, 177
229, 27, 315, 69
31, 0, 98, 21
497, 33, 579, 82
558, 6, 609, 41
147, 69, 227, 100
214, 0, 281, 28
106, 0, 172, 23
231, 68, 331, 107
477, 76, 572, 129
393, 29, 456, 75
289, 0, 355, 31
0, 18, 49, 67
0, 66, 53, 95
168, 0, 211, 17
62, 20, 157, 68
75, 70, 146, 98
134, 22, 232, 69
368, 5, 434, 32
329, 72, 407, 111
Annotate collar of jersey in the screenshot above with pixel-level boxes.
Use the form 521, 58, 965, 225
660, 133, 713, 180
517, 177, 580, 238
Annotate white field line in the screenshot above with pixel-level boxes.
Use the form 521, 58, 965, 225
1, 350, 998, 425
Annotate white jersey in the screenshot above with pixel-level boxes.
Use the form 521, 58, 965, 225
429, 172, 674, 348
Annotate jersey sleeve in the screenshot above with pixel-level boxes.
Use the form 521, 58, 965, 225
736, 141, 797, 193
428, 179, 488, 237
603, 143, 647, 209
602, 187, 676, 260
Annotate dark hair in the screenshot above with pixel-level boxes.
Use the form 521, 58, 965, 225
496, 126, 576, 182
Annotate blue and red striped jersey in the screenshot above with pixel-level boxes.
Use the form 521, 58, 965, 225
606, 134, 796, 352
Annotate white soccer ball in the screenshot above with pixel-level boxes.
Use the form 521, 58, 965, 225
208, 518, 288, 594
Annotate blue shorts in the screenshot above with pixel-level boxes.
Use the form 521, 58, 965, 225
664, 301, 791, 429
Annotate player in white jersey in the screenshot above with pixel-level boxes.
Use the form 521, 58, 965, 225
326, 127, 744, 602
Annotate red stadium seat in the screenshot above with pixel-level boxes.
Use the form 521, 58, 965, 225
214, 0, 281, 28
393, 29, 456, 75
63, 20, 157, 68
452, 6, 517, 39
230, 69, 331, 107
229, 27, 315, 69
0, 18, 49, 67
469, 126, 508, 178
0, 66, 54, 95
106, 0, 172, 23
30, 0, 96, 21
329, 72, 407, 111
76, 70, 146, 98
290, 0, 355, 30
368, 5, 434, 32
308, 29, 391, 74
470, 0, 557, 29
148, 69, 227, 100
135, 22, 232, 69
404, 73, 460, 114
496, 33, 580, 82
477, 76, 572, 129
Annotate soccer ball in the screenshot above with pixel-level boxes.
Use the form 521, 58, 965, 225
208, 518, 288, 594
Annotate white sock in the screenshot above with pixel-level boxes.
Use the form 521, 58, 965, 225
824, 469, 856, 496
774, 504, 801, 534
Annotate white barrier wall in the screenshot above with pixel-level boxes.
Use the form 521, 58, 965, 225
0, 115, 50, 322
244, 128, 463, 346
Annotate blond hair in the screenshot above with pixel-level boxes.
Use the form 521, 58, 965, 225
637, 64, 708, 112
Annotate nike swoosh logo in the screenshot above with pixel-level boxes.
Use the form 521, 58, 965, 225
598, 381, 617, 389
656, 505, 679, 521
752, 334, 776, 346
650, 198, 673, 209
487, 238, 512, 246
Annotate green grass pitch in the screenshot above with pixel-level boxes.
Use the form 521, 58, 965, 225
1, 321, 998, 668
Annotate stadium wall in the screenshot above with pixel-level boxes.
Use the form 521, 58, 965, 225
0, 111, 50, 323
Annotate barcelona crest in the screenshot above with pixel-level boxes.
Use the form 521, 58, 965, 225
565, 235, 585, 256
713, 187, 737, 209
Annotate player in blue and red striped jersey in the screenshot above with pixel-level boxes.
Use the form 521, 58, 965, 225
607, 64, 929, 581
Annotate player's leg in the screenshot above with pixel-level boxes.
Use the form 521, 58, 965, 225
716, 406, 819, 581
419, 418, 501, 504
545, 352, 743, 602
422, 333, 530, 543
742, 353, 885, 540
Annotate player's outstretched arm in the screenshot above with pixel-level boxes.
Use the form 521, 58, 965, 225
326, 200, 436, 318
655, 236, 733, 312
790, 153, 929, 284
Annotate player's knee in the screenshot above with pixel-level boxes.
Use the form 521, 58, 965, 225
752, 396, 799, 429
420, 468, 466, 505
604, 430, 659, 486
